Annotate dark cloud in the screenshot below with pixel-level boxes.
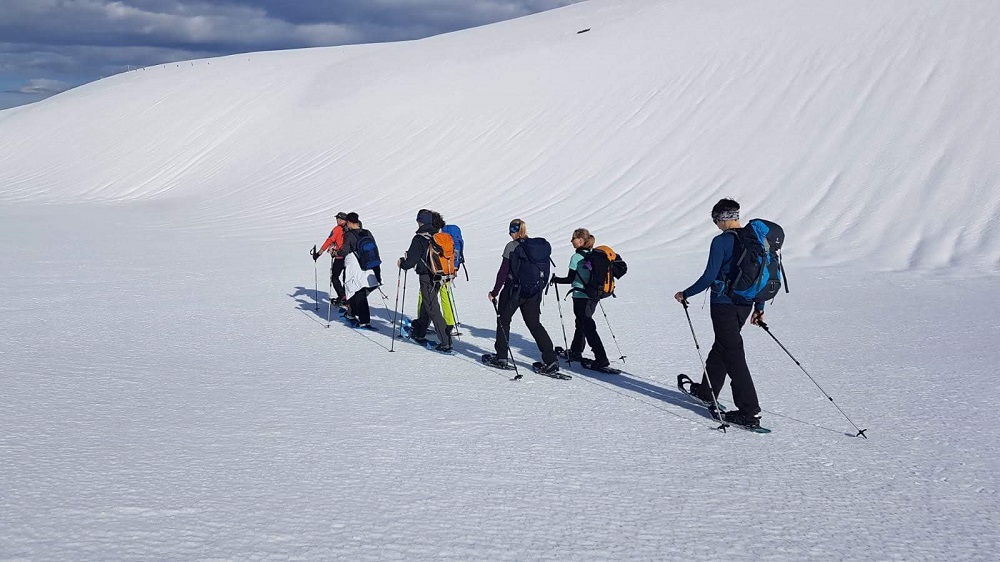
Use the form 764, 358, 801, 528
0, 0, 584, 110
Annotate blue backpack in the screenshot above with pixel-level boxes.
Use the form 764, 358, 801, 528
508, 238, 552, 298
441, 224, 464, 265
353, 229, 382, 270
725, 219, 787, 303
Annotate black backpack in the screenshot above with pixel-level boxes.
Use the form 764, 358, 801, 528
508, 238, 552, 298
353, 229, 382, 270
725, 219, 787, 303
581, 246, 628, 299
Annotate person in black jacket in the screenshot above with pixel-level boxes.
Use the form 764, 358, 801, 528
339, 212, 379, 328
397, 209, 452, 352
482, 218, 559, 374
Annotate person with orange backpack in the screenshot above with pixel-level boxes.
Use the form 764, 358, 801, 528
549, 228, 614, 372
397, 209, 453, 353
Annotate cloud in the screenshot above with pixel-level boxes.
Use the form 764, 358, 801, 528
0, 0, 585, 109
11, 78, 71, 95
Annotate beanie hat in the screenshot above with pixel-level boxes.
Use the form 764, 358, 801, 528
345, 212, 360, 224
509, 219, 523, 234
335, 211, 348, 220
416, 209, 433, 225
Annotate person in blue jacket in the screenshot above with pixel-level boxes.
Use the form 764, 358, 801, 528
674, 198, 765, 427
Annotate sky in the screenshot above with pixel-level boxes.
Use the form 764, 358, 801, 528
0, 0, 584, 110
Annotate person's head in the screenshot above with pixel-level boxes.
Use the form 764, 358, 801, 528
416, 209, 433, 227
711, 198, 741, 230
336, 211, 348, 226
509, 219, 527, 240
345, 212, 360, 228
571, 228, 595, 250
431, 211, 445, 231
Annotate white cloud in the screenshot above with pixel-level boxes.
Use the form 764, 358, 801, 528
16, 78, 71, 95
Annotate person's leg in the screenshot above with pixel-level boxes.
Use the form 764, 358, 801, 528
570, 297, 587, 355
423, 278, 451, 347
580, 298, 609, 364
699, 306, 730, 401
440, 282, 456, 327
411, 276, 431, 338
714, 304, 759, 414
330, 259, 346, 300
350, 289, 371, 324
520, 294, 558, 364
493, 289, 517, 359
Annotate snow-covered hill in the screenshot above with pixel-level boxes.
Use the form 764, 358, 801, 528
2, 0, 999, 559
2, 0, 998, 271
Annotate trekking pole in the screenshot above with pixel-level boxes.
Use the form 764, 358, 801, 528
390, 267, 403, 352
682, 299, 728, 432
492, 298, 521, 380
598, 301, 627, 364
326, 266, 334, 328
311, 245, 319, 311
552, 284, 570, 363
757, 321, 867, 438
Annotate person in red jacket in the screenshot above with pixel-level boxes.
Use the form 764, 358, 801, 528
313, 212, 348, 306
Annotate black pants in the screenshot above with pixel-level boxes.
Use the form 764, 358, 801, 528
412, 274, 450, 346
699, 303, 760, 414
349, 288, 371, 324
494, 288, 557, 364
571, 297, 608, 363
330, 259, 346, 300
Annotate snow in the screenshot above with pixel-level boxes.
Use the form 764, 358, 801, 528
2, 0, 999, 559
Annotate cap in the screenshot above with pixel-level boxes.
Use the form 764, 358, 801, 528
417, 209, 433, 225
345, 212, 360, 224
335, 211, 348, 220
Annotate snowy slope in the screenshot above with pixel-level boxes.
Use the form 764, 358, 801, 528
2, 0, 999, 560
2, 0, 999, 271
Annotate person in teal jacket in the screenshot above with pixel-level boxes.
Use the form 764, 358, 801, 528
550, 228, 610, 369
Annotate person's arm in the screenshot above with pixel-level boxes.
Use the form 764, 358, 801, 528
489, 258, 510, 298
681, 235, 729, 300
332, 227, 345, 253
550, 268, 575, 285
318, 229, 337, 255
398, 235, 423, 271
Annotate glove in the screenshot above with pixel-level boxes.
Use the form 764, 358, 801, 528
311, 249, 320, 261
549, 274, 558, 286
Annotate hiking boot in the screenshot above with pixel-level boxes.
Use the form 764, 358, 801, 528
534, 360, 560, 374
433, 344, 453, 354
413, 336, 429, 345
589, 358, 611, 370
723, 410, 762, 428
482, 354, 509, 369
688, 382, 715, 404
565, 349, 584, 363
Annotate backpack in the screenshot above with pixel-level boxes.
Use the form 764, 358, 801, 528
725, 219, 787, 303
353, 229, 382, 270
581, 245, 628, 299
441, 224, 464, 264
422, 231, 458, 280
508, 238, 552, 298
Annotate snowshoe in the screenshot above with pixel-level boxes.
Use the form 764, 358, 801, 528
579, 358, 621, 374
677, 374, 720, 408
481, 354, 515, 370
532, 361, 572, 380
428, 342, 454, 355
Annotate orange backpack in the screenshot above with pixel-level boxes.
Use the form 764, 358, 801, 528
423, 232, 457, 280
